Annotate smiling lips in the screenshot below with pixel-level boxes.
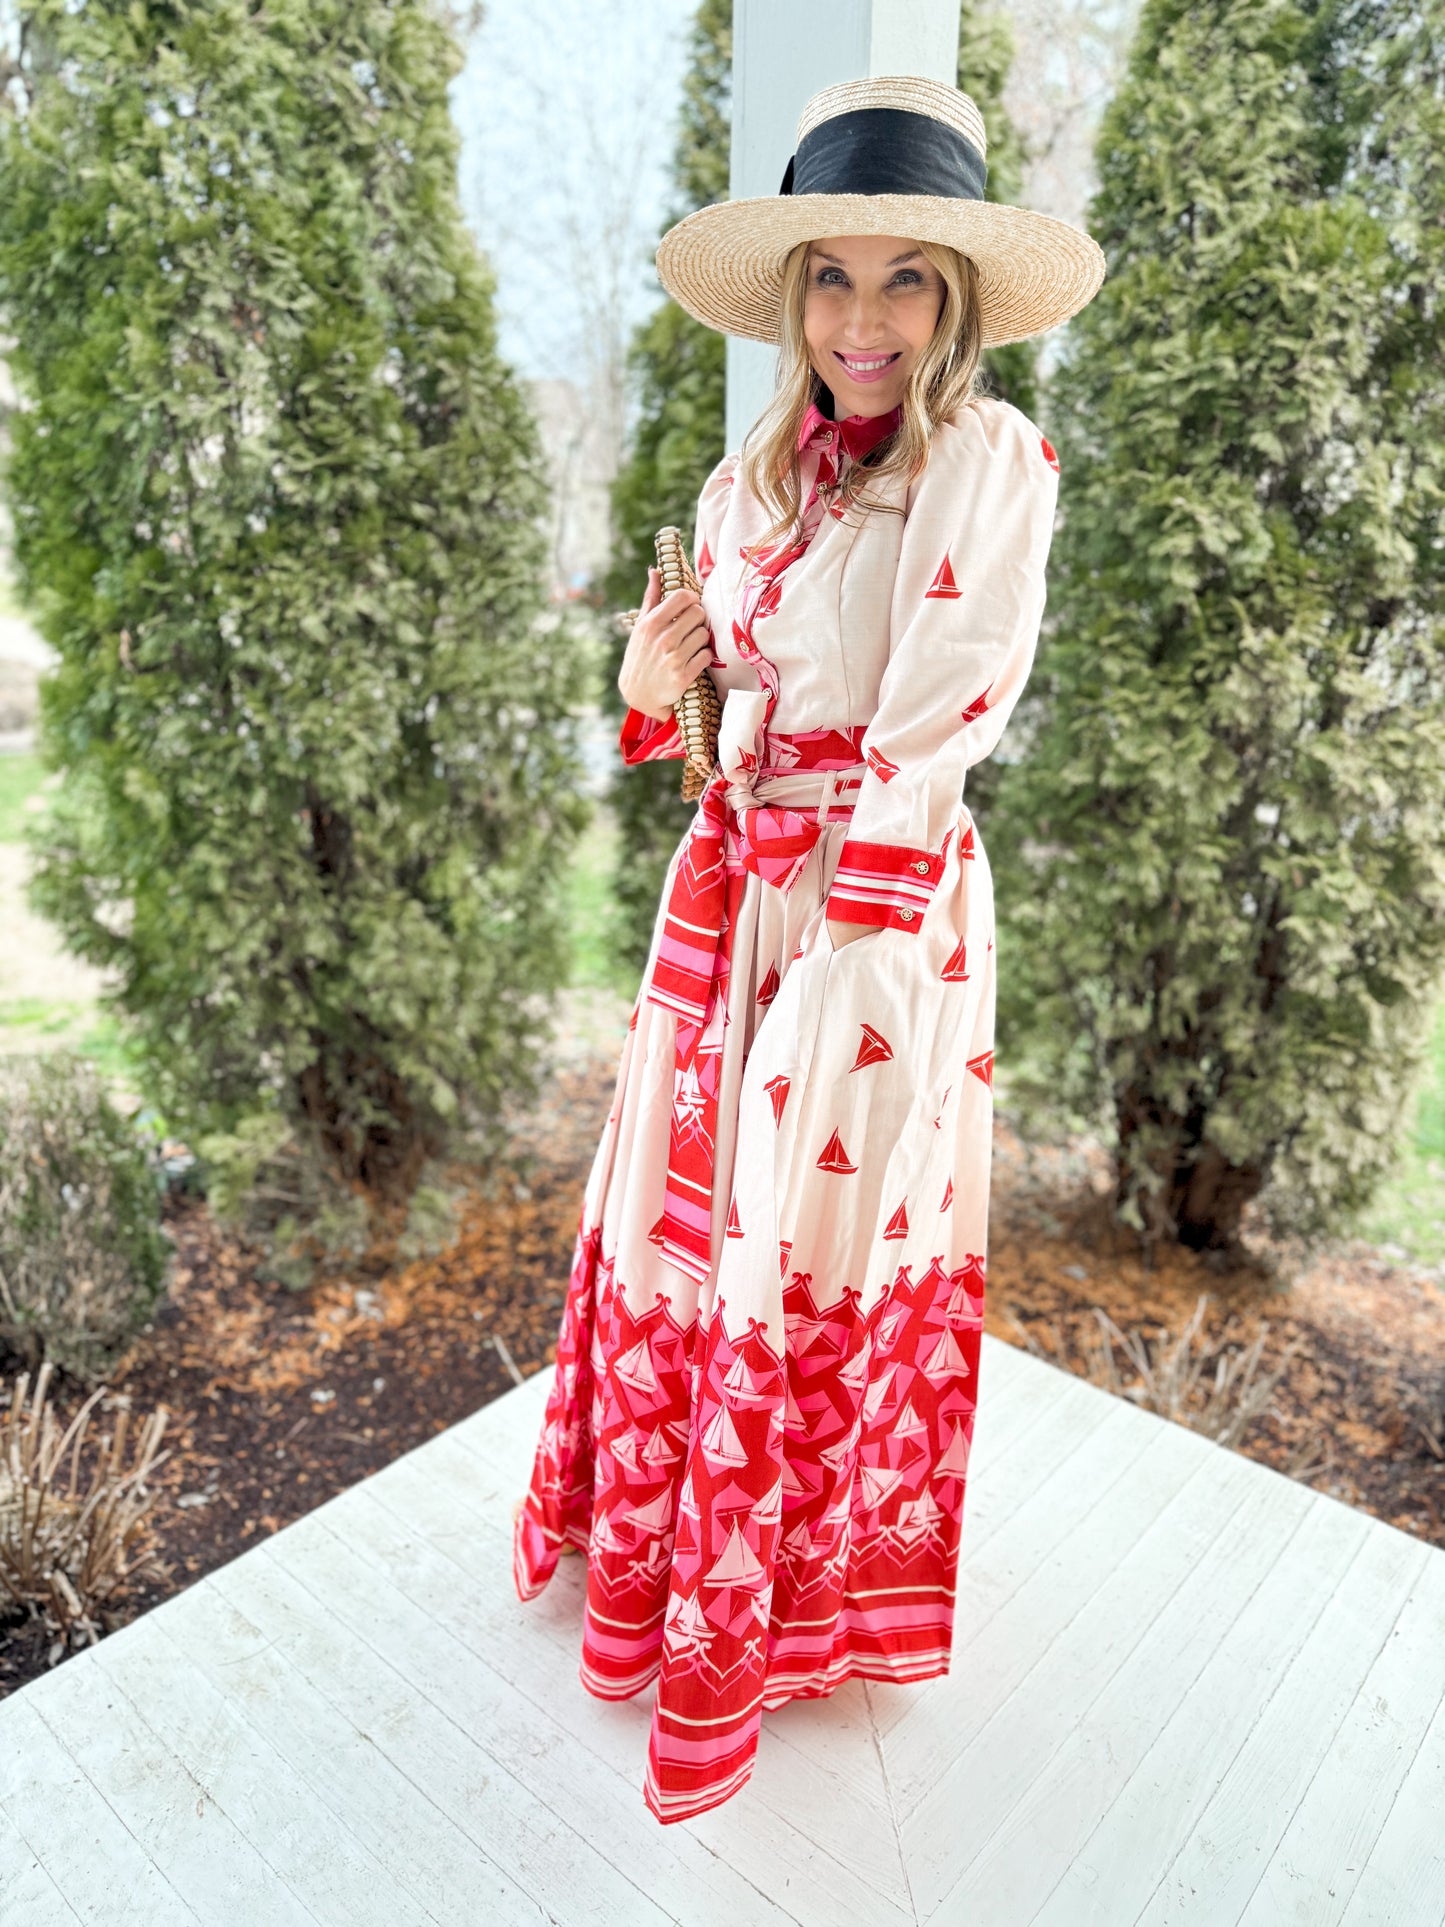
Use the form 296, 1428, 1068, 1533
835, 350, 901, 384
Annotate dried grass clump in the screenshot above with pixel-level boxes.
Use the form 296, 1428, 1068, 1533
0, 1052, 171, 1381
1008, 1291, 1306, 1451
0, 1361, 171, 1663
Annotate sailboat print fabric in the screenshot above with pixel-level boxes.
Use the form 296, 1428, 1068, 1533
513, 393, 1060, 1825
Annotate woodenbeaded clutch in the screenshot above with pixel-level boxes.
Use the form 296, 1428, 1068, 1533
616, 526, 722, 802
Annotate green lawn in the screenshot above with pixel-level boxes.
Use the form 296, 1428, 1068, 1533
0, 751, 44, 842
562, 804, 638, 999
1345, 996, 1445, 1265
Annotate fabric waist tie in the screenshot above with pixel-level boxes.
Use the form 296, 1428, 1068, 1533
643, 754, 867, 1286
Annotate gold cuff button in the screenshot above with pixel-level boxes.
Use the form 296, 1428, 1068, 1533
899, 908, 915, 920
913, 859, 931, 873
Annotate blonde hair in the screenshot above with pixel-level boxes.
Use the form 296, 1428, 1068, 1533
740, 238, 986, 549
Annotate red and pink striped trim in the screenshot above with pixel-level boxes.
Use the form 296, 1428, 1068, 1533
826, 837, 945, 931
619, 704, 685, 764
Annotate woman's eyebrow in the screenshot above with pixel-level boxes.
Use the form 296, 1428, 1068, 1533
812, 249, 923, 266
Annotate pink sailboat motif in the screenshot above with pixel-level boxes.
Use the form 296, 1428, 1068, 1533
627, 1489, 676, 1535
642, 1421, 687, 1467
857, 1460, 909, 1511
664, 1591, 714, 1653
722, 1352, 773, 1403
935, 1421, 972, 1481
781, 1519, 815, 1559
703, 1520, 768, 1590
613, 1337, 658, 1395
862, 1366, 897, 1423
700, 1402, 750, 1467
922, 1325, 971, 1378
892, 1397, 929, 1439
837, 1343, 872, 1390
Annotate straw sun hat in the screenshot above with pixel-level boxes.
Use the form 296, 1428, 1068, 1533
655, 74, 1105, 348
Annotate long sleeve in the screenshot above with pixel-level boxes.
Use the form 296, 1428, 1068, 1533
825, 404, 1060, 931
618, 450, 739, 767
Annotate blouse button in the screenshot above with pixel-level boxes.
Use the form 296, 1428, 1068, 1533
913, 859, 931, 873
899, 908, 915, 921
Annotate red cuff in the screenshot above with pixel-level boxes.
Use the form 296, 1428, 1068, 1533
826, 839, 944, 931
619, 704, 684, 765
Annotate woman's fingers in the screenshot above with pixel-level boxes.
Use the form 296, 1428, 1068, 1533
639, 566, 662, 612
682, 635, 714, 679
665, 606, 708, 654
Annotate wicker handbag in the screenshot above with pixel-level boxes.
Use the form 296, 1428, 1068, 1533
616, 526, 722, 802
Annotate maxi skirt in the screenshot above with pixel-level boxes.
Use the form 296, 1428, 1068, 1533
513, 762, 996, 1825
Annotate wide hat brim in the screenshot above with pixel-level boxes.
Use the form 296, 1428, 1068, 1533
655, 192, 1106, 349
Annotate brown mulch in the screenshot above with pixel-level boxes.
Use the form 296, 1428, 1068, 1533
3, 1045, 1443, 1695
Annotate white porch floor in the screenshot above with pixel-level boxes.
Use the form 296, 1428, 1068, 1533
2, 1336, 1442, 1926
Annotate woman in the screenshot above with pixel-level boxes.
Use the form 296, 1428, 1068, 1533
513, 74, 1104, 1825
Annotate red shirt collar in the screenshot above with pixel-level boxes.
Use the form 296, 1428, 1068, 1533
797, 399, 903, 461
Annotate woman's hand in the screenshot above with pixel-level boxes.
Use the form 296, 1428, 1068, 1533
618, 566, 714, 721
827, 916, 877, 949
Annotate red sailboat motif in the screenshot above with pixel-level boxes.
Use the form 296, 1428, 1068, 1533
941, 936, 970, 981
816, 1127, 857, 1173
925, 553, 963, 599
883, 1199, 910, 1239
850, 1022, 894, 1071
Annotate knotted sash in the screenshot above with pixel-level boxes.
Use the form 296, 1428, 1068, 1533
644, 730, 868, 1284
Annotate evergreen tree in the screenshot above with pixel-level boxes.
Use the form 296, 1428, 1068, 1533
601, 0, 731, 970
989, 0, 1445, 1255
605, 0, 1036, 968
0, 0, 585, 1203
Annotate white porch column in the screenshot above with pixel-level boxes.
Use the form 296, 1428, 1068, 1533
724, 0, 962, 453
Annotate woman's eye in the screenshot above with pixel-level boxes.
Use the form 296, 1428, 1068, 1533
815, 268, 846, 287
891, 271, 924, 288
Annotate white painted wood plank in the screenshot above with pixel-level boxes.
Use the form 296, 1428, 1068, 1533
932, 1455, 1334, 1921
0, 1794, 84, 1925
353, 1447, 906, 1927
226, 1535, 649, 1927
85, 1612, 441, 1926
863, 1366, 1145, 1744
1339, 1687, 1445, 1927
452, 1364, 554, 1469
0, 1687, 201, 1926
1239, 1547, 1445, 1926
1026, 1488, 1372, 1927
882, 1402, 1220, 1805
353, 1433, 805, 1922
19, 1646, 320, 1927
1132, 1520, 1431, 1927
152, 1573, 549, 1924
323, 1470, 910, 1926
902, 1437, 1287, 1916
858, 1392, 1166, 1771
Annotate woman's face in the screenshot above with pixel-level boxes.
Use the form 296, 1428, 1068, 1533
801, 234, 945, 418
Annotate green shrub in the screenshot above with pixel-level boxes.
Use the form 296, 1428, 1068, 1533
0, 0, 586, 1211
990, 0, 1445, 1254
0, 1053, 170, 1381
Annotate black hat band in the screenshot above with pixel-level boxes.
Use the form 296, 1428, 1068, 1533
778, 106, 988, 203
